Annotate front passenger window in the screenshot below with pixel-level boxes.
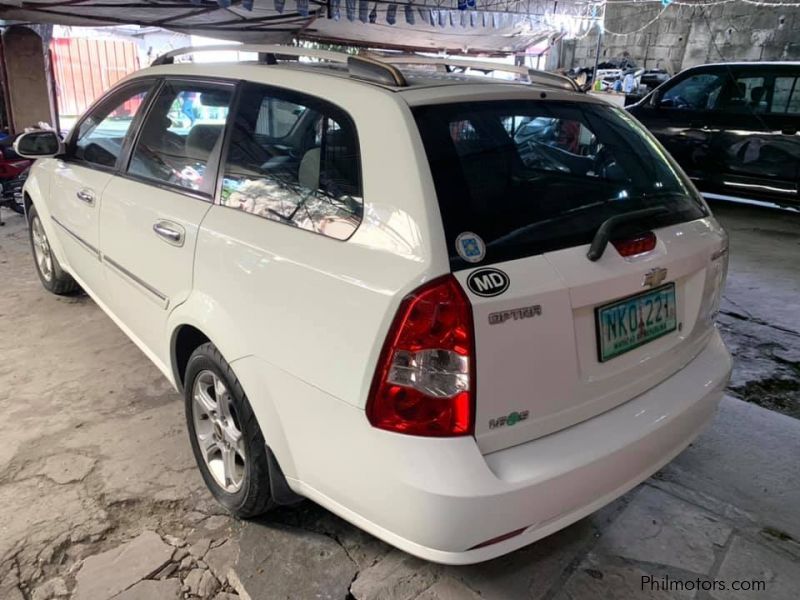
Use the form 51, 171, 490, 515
127, 81, 232, 194
660, 73, 724, 111
73, 82, 151, 168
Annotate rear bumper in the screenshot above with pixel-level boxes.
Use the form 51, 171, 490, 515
239, 330, 732, 565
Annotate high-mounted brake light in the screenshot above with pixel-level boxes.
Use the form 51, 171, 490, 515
612, 231, 657, 258
367, 275, 474, 437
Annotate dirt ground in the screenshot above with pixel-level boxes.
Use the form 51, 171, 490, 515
0, 200, 798, 600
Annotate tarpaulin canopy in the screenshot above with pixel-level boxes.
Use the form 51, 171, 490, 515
0, 0, 595, 53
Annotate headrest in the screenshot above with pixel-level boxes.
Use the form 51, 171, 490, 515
186, 124, 223, 159
298, 148, 321, 191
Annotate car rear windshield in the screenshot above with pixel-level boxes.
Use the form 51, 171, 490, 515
413, 100, 708, 269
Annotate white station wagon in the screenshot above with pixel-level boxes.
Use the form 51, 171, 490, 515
16, 46, 732, 564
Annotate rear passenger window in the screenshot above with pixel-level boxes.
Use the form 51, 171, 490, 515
127, 81, 232, 194
256, 97, 307, 137
719, 75, 768, 113
773, 76, 800, 114
220, 83, 362, 240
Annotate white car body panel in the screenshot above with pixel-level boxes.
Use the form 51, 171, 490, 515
232, 330, 729, 564
460, 217, 726, 454
21, 58, 733, 564
49, 160, 112, 294
100, 176, 212, 366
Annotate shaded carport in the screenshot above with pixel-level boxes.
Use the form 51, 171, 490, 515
0, 0, 592, 131
0, 0, 591, 50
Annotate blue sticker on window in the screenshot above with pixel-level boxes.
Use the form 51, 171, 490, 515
455, 231, 485, 263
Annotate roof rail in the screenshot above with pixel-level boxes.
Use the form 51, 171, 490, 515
151, 44, 407, 87
378, 55, 579, 92
151, 44, 349, 66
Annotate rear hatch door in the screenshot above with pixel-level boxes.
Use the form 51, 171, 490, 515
413, 96, 728, 454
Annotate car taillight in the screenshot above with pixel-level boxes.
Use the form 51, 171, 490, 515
700, 232, 730, 324
367, 275, 474, 437
612, 231, 656, 258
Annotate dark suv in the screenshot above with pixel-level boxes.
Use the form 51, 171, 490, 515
629, 62, 800, 209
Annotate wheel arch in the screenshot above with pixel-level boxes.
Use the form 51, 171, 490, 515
167, 291, 247, 391
23, 185, 70, 270
23, 191, 33, 216
170, 323, 211, 393
167, 301, 299, 484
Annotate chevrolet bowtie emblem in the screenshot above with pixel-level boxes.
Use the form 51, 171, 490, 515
643, 267, 668, 288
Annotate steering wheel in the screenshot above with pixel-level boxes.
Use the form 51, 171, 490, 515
669, 95, 692, 109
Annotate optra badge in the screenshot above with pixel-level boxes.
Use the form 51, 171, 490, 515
467, 268, 509, 297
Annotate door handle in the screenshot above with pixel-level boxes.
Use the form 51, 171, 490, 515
152, 221, 185, 247
76, 189, 95, 205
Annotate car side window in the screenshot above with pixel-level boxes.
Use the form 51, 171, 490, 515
220, 83, 363, 241
72, 82, 151, 168
660, 73, 725, 111
718, 75, 768, 113
256, 97, 307, 137
127, 81, 233, 194
772, 76, 800, 114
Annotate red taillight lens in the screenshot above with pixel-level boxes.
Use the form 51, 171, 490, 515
612, 231, 656, 258
367, 275, 474, 437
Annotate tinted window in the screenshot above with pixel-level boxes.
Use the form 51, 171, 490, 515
772, 76, 800, 114
256, 97, 307, 137
718, 75, 768, 113
128, 81, 232, 194
220, 83, 362, 241
661, 73, 724, 110
413, 100, 707, 268
73, 82, 151, 168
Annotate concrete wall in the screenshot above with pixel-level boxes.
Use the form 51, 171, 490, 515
1, 26, 56, 133
569, 3, 800, 73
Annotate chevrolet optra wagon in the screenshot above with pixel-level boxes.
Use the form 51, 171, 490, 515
16, 45, 732, 565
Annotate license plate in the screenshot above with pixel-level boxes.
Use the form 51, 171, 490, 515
595, 283, 677, 362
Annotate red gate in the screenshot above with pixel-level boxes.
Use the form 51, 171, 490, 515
50, 37, 140, 119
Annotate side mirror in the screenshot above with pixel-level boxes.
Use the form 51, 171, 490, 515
13, 130, 64, 158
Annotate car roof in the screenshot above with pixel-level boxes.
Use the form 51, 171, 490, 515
684, 61, 800, 70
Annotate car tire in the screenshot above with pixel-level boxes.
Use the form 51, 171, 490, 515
28, 205, 79, 295
184, 342, 275, 518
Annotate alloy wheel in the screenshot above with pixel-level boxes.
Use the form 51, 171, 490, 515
31, 215, 53, 282
191, 370, 247, 493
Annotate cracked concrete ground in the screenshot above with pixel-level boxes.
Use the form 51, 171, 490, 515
1, 200, 798, 600
712, 202, 800, 419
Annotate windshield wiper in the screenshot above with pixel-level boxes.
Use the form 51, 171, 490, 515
488, 200, 608, 248
586, 206, 669, 262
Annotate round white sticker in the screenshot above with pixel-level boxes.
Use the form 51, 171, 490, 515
455, 231, 486, 263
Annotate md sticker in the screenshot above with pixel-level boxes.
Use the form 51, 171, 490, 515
455, 232, 485, 263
